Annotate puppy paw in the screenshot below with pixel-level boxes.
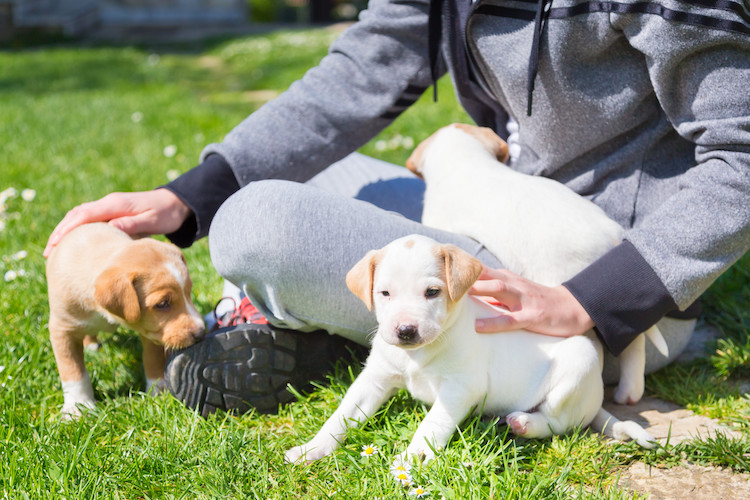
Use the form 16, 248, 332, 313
612, 420, 657, 449
507, 412, 530, 435
284, 442, 330, 464
146, 378, 167, 395
60, 400, 96, 420
614, 379, 644, 405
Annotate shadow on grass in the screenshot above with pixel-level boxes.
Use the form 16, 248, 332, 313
87, 330, 147, 401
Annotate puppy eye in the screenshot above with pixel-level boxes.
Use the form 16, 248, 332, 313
425, 288, 441, 298
154, 299, 171, 311
380, 291, 390, 297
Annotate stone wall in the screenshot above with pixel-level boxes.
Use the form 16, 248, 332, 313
99, 0, 247, 27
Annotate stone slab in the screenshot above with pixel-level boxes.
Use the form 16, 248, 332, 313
618, 461, 750, 500
602, 394, 742, 445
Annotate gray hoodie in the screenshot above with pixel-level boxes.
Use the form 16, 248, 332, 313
167, 0, 750, 355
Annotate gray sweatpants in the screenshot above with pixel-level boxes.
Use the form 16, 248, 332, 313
208, 153, 695, 383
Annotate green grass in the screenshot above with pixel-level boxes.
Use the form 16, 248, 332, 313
1, 27, 748, 499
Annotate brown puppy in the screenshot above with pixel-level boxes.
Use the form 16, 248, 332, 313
46, 222, 205, 417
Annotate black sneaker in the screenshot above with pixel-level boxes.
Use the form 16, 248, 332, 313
165, 297, 368, 416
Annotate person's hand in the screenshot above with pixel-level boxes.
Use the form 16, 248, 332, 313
470, 267, 594, 338
44, 188, 191, 258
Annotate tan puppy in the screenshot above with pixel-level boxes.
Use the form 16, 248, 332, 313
46, 222, 205, 417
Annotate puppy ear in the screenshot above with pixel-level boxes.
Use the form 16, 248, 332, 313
345, 249, 382, 311
439, 244, 484, 302
94, 267, 141, 323
454, 123, 510, 163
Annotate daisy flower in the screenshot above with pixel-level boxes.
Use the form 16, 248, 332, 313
390, 460, 413, 486
21, 189, 35, 202
163, 145, 178, 158
360, 443, 378, 457
0, 187, 17, 204
410, 485, 429, 498
10, 250, 27, 261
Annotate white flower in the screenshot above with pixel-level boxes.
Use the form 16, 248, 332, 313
410, 485, 429, 498
360, 443, 378, 457
131, 111, 144, 123
4, 270, 17, 282
374, 140, 387, 152
0, 187, 17, 204
390, 459, 413, 486
21, 189, 35, 202
163, 145, 177, 158
166, 169, 180, 181
394, 472, 412, 487
11, 250, 27, 261
402, 136, 415, 149
147, 53, 160, 66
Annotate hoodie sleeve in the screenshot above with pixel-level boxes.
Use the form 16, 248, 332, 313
160, 0, 437, 247
567, 6, 750, 355
200, 0, 435, 186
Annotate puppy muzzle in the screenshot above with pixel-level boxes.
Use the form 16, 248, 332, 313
382, 322, 424, 348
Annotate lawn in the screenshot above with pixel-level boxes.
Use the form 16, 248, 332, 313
1, 26, 748, 499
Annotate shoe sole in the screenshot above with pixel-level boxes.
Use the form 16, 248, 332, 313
165, 324, 299, 416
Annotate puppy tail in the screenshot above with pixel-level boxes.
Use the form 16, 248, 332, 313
590, 408, 656, 449
645, 325, 669, 358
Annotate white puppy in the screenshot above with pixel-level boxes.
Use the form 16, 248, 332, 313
406, 123, 668, 405
285, 235, 653, 465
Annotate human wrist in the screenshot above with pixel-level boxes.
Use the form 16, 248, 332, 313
157, 187, 191, 225
555, 285, 594, 335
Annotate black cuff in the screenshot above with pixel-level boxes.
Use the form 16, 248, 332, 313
562, 240, 680, 357
161, 154, 240, 248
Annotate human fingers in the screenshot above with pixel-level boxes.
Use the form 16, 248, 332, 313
44, 194, 132, 257
469, 272, 523, 311
475, 312, 527, 333
44, 190, 189, 257
107, 189, 190, 237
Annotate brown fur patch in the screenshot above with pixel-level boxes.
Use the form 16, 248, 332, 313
432, 243, 484, 303
346, 249, 384, 311
404, 239, 415, 249
454, 123, 510, 163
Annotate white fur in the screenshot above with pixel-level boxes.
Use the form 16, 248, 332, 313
166, 261, 203, 326
285, 236, 654, 465
61, 374, 96, 419
146, 377, 166, 394
412, 124, 667, 405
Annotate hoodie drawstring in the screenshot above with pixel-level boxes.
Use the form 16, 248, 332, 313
429, 0, 550, 115
527, 0, 551, 116
428, 0, 445, 102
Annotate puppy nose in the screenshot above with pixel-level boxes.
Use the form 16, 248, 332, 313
397, 324, 418, 341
